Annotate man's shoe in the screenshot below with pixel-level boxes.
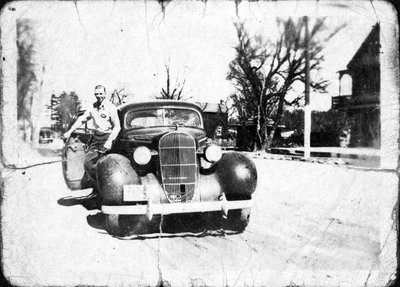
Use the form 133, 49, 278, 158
84, 191, 100, 200
58, 189, 101, 209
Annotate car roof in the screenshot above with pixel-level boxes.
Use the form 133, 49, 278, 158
118, 100, 203, 115
40, 128, 53, 133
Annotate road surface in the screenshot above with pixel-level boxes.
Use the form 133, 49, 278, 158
1, 156, 397, 286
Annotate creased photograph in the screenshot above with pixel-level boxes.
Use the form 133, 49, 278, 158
0, 0, 398, 286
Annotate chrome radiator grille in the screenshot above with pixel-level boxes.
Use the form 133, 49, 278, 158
159, 132, 197, 203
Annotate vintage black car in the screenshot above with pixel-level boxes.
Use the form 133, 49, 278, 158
63, 100, 257, 236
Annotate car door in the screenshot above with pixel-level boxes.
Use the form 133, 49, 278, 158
62, 111, 94, 190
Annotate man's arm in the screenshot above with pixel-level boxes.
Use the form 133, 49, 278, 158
104, 107, 121, 150
63, 111, 91, 139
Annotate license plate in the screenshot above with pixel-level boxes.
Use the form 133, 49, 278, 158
123, 185, 146, 202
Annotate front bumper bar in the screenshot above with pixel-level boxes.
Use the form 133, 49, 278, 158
102, 197, 253, 219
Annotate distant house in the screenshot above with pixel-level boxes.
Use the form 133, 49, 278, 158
331, 23, 380, 148
196, 101, 228, 139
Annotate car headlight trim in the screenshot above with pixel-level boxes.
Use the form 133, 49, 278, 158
133, 146, 152, 165
205, 144, 222, 163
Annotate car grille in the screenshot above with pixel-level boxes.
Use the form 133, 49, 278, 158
159, 132, 197, 203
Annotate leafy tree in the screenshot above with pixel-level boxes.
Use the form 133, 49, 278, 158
227, 17, 344, 150
48, 94, 61, 132
281, 109, 304, 136
280, 109, 351, 147
17, 19, 44, 143
50, 92, 82, 133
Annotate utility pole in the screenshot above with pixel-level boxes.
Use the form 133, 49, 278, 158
304, 16, 311, 158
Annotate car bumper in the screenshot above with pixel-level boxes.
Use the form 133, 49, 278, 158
101, 196, 253, 219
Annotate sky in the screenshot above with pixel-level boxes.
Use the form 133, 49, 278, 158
9, 0, 393, 122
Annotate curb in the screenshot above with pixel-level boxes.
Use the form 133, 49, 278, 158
270, 148, 380, 162
244, 148, 381, 168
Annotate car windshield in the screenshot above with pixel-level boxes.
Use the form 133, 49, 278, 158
125, 108, 202, 129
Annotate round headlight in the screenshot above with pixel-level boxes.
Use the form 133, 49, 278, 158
133, 146, 152, 165
205, 144, 222, 163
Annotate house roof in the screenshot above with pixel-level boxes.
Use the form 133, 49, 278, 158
347, 23, 380, 71
196, 102, 228, 113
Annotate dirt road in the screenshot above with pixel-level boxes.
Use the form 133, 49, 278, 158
1, 157, 397, 286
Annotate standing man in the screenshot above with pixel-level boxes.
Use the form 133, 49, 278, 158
63, 85, 121, 199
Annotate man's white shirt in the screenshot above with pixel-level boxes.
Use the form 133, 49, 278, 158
82, 99, 121, 143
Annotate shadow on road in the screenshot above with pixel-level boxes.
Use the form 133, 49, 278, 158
86, 212, 240, 239
58, 196, 240, 238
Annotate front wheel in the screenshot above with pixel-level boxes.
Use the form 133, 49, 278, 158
105, 214, 151, 237
105, 214, 121, 236
223, 208, 251, 232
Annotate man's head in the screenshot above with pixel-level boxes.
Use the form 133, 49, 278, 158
94, 85, 106, 104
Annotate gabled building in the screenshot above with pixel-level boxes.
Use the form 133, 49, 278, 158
196, 101, 228, 139
332, 23, 380, 148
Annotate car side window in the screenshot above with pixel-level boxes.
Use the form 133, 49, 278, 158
126, 110, 163, 128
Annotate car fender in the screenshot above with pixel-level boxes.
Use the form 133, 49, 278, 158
213, 152, 257, 200
96, 153, 141, 205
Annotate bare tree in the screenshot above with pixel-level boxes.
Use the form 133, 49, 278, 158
109, 89, 127, 106
227, 17, 344, 151
157, 64, 189, 101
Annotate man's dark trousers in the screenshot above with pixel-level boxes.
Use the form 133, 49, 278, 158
84, 132, 110, 186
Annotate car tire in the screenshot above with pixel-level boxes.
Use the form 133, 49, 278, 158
224, 208, 251, 232
105, 214, 150, 237
105, 214, 121, 236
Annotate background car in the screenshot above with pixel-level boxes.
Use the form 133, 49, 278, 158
39, 128, 56, 144
63, 100, 257, 236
